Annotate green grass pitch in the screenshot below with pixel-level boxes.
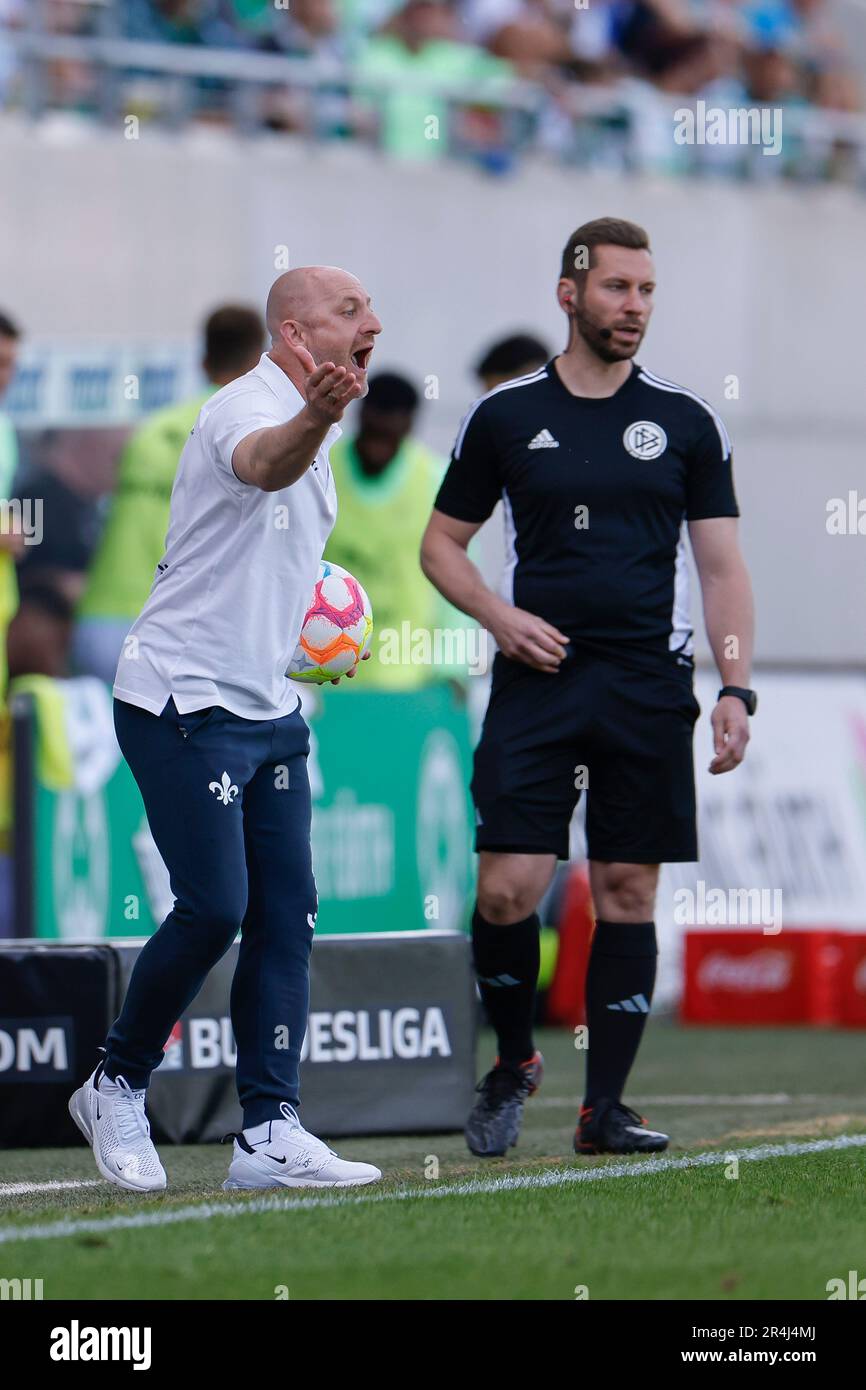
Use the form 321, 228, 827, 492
1, 1022, 865, 1301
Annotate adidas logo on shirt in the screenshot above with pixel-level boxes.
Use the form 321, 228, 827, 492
527, 428, 559, 449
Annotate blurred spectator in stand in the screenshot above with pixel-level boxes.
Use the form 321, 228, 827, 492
475, 330, 550, 391
72, 304, 264, 685
459, 0, 570, 72
788, 0, 860, 111
559, 0, 624, 82
739, 0, 860, 108
743, 42, 802, 102
355, 0, 515, 161
217, 0, 278, 41
612, 0, 738, 94
324, 371, 468, 688
0, 0, 24, 108
34, 0, 103, 114
122, 0, 248, 122
258, 0, 347, 57
123, 0, 240, 45
808, 58, 861, 113
461, 0, 623, 85
256, 0, 356, 134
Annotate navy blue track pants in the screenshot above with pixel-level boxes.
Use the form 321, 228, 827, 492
106, 695, 318, 1127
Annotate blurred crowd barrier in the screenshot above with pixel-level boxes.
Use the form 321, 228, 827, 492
1, 0, 865, 182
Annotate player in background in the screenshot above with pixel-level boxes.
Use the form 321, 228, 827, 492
422, 218, 755, 1158
68, 267, 382, 1192
324, 371, 446, 690
474, 332, 550, 393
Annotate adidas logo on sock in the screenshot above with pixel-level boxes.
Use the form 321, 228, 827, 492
528, 428, 559, 449
606, 993, 651, 1013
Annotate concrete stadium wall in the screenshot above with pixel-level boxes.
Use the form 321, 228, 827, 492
1, 118, 864, 663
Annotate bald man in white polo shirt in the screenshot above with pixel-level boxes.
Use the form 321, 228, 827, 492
68, 268, 383, 1193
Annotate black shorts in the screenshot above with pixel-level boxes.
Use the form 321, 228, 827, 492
472, 645, 701, 864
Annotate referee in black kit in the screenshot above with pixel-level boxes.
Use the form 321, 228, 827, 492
421, 218, 756, 1158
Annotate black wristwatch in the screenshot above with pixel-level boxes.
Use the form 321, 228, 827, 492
718, 685, 758, 715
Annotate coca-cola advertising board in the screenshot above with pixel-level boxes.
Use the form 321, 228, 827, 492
682, 930, 843, 1024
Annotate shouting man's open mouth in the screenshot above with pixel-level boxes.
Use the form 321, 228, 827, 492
351, 343, 374, 372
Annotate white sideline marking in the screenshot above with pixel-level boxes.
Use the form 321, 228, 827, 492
0, 1179, 104, 1197
534, 1093, 860, 1109
1, 1134, 865, 1246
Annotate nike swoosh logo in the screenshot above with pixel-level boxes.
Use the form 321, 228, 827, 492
265, 1153, 287, 1165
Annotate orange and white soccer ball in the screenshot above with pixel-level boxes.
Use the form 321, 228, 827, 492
289, 560, 373, 684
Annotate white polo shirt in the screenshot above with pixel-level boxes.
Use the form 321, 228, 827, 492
114, 352, 339, 720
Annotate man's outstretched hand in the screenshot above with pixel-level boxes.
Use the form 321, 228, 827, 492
296, 347, 363, 424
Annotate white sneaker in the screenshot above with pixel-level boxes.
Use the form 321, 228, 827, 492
69, 1063, 167, 1193
223, 1103, 382, 1190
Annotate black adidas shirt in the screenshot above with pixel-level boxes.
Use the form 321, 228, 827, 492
435, 358, 739, 660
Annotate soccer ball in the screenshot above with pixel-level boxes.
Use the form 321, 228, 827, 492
288, 560, 373, 684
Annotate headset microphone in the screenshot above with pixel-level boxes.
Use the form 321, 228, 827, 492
566, 297, 615, 343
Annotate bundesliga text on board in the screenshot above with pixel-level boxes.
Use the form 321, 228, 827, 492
0, 1008, 452, 1080
158, 1007, 452, 1071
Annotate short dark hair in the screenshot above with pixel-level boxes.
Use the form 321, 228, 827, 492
17, 581, 74, 621
364, 371, 419, 413
559, 217, 651, 285
203, 305, 264, 374
475, 333, 550, 381
0, 310, 21, 340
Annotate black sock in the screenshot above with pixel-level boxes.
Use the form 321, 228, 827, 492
471, 906, 540, 1066
584, 920, 657, 1105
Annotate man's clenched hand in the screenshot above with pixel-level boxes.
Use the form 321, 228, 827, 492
709, 695, 750, 774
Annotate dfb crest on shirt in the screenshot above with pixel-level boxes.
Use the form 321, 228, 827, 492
623, 420, 667, 460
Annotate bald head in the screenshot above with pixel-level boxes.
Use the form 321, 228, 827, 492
266, 266, 364, 343
265, 264, 382, 398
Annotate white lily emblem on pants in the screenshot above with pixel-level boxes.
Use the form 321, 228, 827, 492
209, 771, 239, 805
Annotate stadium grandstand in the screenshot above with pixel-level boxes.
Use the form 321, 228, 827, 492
0, 0, 865, 178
